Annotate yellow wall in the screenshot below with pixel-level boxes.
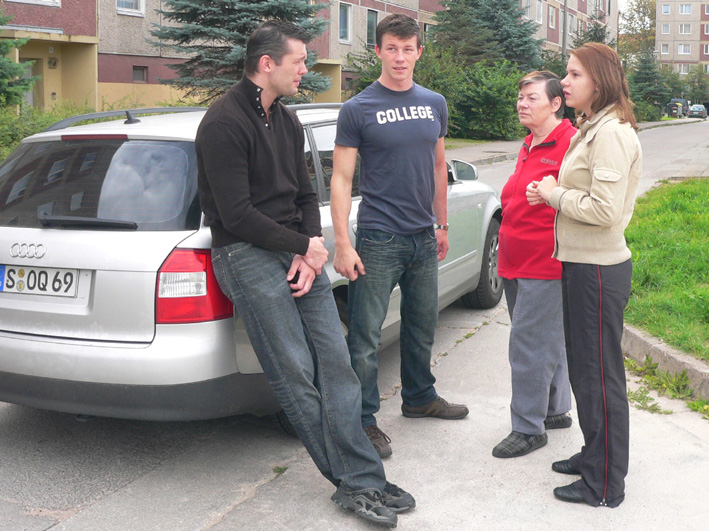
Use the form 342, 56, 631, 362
312, 61, 342, 103
97, 82, 189, 110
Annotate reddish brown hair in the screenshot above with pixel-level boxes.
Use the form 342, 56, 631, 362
569, 43, 637, 130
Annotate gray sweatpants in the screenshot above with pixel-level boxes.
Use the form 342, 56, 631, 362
503, 278, 572, 435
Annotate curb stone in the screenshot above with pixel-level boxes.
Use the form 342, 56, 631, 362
622, 324, 709, 401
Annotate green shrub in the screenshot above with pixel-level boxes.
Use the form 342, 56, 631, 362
633, 100, 663, 123
0, 100, 94, 161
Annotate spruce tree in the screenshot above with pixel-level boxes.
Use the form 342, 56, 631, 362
0, 11, 36, 107
150, 0, 330, 104
573, 9, 617, 48
434, 0, 542, 71
629, 51, 669, 119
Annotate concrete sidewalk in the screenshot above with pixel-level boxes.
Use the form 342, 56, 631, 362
446, 117, 709, 401
199, 305, 709, 530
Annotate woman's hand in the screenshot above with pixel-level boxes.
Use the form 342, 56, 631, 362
527, 176, 558, 206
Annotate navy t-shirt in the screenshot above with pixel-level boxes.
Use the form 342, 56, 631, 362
335, 81, 448, 235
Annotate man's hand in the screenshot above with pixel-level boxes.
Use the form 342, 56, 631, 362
287, 255, 316, 297
303, 236, 328, 274
436, 228, 449, 261
333, 244, 365, 281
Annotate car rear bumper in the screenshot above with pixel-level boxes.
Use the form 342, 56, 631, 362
0, 370, 279, 420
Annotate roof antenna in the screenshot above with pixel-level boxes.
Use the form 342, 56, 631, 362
124, 110, 141, 124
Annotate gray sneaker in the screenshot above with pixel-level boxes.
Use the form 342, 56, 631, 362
382, 481, 416, 513
364, 424, 392, 458
331, 487, 397, 527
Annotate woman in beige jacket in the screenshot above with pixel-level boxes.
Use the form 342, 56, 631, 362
527, 43, 642, 508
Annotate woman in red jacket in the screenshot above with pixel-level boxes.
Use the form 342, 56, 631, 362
492, 71, 576, 459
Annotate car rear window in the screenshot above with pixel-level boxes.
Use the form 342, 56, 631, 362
0, 139, 200, 230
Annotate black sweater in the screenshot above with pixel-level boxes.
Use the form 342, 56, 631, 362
196, 78, 321, 255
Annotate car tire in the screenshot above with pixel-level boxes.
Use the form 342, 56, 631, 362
461, 217, 503, 309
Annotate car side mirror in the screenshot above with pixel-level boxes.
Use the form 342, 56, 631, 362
451, 159, 479, 181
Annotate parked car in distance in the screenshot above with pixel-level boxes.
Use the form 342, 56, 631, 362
0, 106, 503, 422
688, 104, 707, 119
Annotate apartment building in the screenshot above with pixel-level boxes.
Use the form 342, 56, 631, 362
655, 1, 709, 74
519, 0, 619, 53
0, 0, 99, 109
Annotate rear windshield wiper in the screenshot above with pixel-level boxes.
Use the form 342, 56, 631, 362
38, 213, 138, 230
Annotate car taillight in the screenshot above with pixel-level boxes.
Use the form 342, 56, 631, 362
156, 249, 233, 324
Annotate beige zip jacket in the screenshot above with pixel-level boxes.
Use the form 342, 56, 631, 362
548, 106, 642, 266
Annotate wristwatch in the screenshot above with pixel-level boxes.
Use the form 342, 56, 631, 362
434, 223, 449, 231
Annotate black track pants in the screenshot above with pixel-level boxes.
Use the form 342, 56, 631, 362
562, 260, 632, 508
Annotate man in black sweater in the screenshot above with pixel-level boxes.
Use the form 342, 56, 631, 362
196, 21, 412, 527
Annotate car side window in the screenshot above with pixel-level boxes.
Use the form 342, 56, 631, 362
310, 123, 360, 202
303, 134, 319, 198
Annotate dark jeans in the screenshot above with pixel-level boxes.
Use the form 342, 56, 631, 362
348, 227, 439, 427
212, 242, 386, 492
562, 260, 632, 508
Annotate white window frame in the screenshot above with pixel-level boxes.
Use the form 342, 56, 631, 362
569, 14, 576, 35
661, 44, 669, 55
662, 24, 670, 35
4, 0, 61, 6
679, 4, 692, 15
117, 0, 145, 17
706, 5, 709, 15
678, 24, 691, 35
704, 24, 709, 36
522, 0, 532, 19
536, 0, 543, 24
339, 2, 353, 44
678, 44, 691, 55
677, 63, 690, 74
704, 44, 709, 55
662, 4, 670, 15
704, 64, 709, 74
549, 6, 556, 29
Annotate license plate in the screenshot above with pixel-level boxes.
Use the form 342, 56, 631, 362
0, 265, 78, 298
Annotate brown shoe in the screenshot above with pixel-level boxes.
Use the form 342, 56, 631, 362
401, 396, 469, 420
364, 424, 392, 458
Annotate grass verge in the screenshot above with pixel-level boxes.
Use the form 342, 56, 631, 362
625, 178, 709, 362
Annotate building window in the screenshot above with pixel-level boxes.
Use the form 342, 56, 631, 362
704, 44, 709, 55
339, 3, 352, 43
662, 24, 670, 34
679, 4, 691, 15
536, 0, 543, 24
569, 14, 576, 35
117, 0, 145, 16
132, 66, 147, 83
706, 5, 709, 15
704, 64, 709, 74
705, 24, 709, 35
678, 44, 691, 55
679, 24, 691, 34
578, 19, 584, 34
366, 10, 378, 47
661, 4, 670, 15
549, 6, 556, 29
677, 63, 690, 74
661, 44, 669, 54
523, 0, 531, 19
423, 23, 435, 44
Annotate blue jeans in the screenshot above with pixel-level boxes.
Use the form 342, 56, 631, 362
212, 243, 386, 492
348, 227, 439, 427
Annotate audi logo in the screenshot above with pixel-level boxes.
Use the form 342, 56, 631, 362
9, 243, 47, 259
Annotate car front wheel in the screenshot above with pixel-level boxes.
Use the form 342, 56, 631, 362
461, 217, 503, 309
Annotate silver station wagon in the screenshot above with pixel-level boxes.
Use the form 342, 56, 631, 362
0, 105, 502, 421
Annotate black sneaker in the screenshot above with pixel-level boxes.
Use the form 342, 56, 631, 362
492, 431, 548, 458
364, 424, 392, 458
382, 481, 416, 513
331, 487, 397, 527
544, 413, 573, 430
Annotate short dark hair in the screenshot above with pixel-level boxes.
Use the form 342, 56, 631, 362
244, 20, 312, 76
376, 13, 421, 49
519, 71, 565, 119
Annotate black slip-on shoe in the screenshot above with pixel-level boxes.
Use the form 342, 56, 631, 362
553, 483, 586, 504
552, 459, 581, 475
331, 487, 397, 527
382, 482, 415, 513
544, 413, 573, 430
492, 431, 548, 458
